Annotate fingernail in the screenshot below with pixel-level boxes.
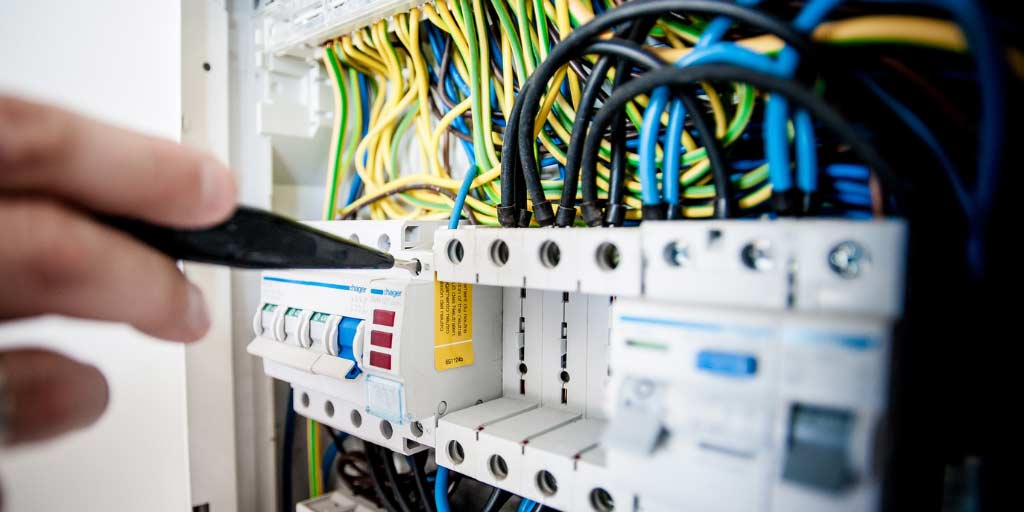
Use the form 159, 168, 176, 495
185, 284, 211, 341
199, 159, 236, 222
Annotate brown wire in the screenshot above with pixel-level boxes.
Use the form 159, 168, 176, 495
878, 55, 969, 127
342, 184, 477, 224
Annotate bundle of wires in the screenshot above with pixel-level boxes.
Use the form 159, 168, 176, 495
300, 0, 1018, 504
317, 0, 1016, 236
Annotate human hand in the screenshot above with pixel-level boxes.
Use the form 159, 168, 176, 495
0, 95, 236, 448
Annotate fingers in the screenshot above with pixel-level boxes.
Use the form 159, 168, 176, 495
0, 95, 236, 228
0, 198, 211, 342
0, 348, 109, 446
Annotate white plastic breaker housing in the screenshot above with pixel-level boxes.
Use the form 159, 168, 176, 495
259, 0, 430, 57
606, 220, 906, 512
248, 220, 502, 454
430, 219, 905, 512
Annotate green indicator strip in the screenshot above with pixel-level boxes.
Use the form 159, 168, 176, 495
625, 339, 669, 352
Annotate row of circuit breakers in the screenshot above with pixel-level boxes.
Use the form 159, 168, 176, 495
248, 219, 906, 512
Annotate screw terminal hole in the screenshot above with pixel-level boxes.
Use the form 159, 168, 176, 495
590, 487, 614, 511
380, 420, 394, 439
446, 239, 464, 264
489, 240, 510, 266
447, 440, 465, 464
350, 410, 363, 428
539, 241, 561, 268
488, 454, 509, 480
595, 242, 621, 271
537, 470, 559, 496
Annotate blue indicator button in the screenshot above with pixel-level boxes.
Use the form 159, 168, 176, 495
696, 350, 758, 377
337, 317, 364, 380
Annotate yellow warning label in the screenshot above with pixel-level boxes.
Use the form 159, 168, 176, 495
434, 279, 474, 371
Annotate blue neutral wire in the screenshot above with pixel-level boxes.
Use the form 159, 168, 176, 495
435, 467, 451, 512
344, 72, 370, 206
655, 44, 779, 204
662, 99, 687, 205
763, 0, 844, 198
827, 163, 870, 180
450, 165, 479, 229
648, 0, 764, 207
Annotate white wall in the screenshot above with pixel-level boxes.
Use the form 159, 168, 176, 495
0, 2, 193, 511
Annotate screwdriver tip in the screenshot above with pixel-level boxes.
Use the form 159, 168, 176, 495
393, 258, 422, 275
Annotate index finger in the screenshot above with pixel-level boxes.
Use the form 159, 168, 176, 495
0, 96, 236, 228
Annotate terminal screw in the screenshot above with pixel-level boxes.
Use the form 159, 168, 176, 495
741, 240, 774, 272
829, 241, 869, 279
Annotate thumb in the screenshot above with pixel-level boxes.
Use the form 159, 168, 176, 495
1, 348, 109, 446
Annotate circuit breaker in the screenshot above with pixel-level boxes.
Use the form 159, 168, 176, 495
248, 221, 503, 454
249, 218, 904, 508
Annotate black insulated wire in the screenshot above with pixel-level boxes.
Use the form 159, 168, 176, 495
579, 64, 901, 213
363, 444, 402, 512
378, 447, 417, 512
499, 86, 526, 226
513, 0, 817, 226
606, 18, 658, 227
408, 453, 435, 512
561, 39, 667, 226
679, 92, 734, 218
481, 487, 513, 512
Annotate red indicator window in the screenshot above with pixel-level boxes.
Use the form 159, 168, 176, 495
369, 351, 392, 370
370, 330, 393, 348
373, 309, 396, 326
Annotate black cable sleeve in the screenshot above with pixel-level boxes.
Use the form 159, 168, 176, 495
559, 56, 614, 227
592, 64, 902, 206
516, 0, 815, 223
539, 38, 667, 226
605, 109, 628, 226
499, 81, 526, 226
606, 18, 657, 227
679, 93, 734, 218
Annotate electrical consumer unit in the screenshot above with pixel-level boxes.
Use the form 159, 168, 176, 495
249, 218, 905, 511
229, 0, 1007, 510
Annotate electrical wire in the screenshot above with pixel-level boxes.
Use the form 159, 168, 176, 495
434, 467, 452, 512
679, 93, 733, 218
408, 453, 435, 512
313, 0, 1006, 242
307, 418, 322, 498
481, 487, 514, 512
580, 64, 899, 214
364, 444, 404, 512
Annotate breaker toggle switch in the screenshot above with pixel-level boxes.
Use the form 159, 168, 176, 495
307, 312, 331, 351
324, 315, 365, 379
252, 303, 280, 337
280, 307, 313, 347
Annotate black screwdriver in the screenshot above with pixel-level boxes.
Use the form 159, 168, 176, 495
102, 205, 422, 273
